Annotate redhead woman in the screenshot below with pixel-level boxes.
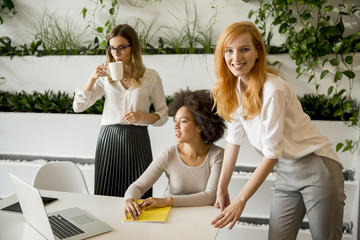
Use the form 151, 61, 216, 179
211, 21, 345, 240
73, 24, 168, 197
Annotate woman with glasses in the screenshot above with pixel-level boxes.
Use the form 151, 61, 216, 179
73, 24, 168, 198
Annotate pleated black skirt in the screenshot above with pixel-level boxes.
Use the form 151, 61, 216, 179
94, 124, 153, 198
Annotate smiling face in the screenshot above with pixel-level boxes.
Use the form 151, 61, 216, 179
224, 32, 259, 82
109, 36, 132, 64
174, 106, 201, 143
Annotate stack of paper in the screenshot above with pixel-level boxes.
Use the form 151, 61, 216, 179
123, 200, 171, 223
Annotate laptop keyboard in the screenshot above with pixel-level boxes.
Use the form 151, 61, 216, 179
49, 214, 85, 239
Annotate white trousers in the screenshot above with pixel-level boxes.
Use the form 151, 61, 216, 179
268, 154, 345, 240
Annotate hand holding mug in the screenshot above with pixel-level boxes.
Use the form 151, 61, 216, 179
93, 65, 109, 80
108, 61, 124, 81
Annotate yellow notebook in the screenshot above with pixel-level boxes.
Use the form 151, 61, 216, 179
123, 200, 171, 223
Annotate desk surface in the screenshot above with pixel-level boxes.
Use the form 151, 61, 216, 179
0, 190, 219, 240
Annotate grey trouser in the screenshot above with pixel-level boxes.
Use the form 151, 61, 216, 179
268, 154, 346, 240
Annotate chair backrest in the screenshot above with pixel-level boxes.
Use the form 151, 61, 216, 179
33, 161, 89, 194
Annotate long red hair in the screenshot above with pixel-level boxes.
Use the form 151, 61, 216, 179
212, 21, 276, 121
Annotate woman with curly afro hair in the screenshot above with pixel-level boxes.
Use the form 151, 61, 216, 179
124, 89, 226, 220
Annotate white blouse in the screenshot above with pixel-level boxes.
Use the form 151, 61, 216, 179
226, 73, 341, 165
73, 68, 168, 127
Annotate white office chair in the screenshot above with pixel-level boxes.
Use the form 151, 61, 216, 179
33, 161, 89, 194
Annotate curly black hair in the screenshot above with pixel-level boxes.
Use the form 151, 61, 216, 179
168, 88, 226, 144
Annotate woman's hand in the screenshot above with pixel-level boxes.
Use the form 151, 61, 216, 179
122, 112, 160, 124
214, 189, 230, 212
124, 198, 142, 220
82, 64, 110, 91
121, 112, 144, 123
211, 197, 246, 230
139, 197, 174, 211
212, 157, 277, 230
83, 64, 110, 91
92, 64, 110, 80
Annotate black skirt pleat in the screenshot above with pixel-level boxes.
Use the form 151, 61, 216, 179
94, 124, 153, 198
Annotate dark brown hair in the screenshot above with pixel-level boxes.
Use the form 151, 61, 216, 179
168, 89, 226, 144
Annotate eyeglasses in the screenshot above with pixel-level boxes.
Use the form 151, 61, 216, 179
107, 45, 131, 54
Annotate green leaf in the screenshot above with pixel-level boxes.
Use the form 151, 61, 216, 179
333, 42, 343, 53
309, 61, 317, 68
306, 36, 316, 44
295, 66, 301, 74
342, 146, 352, 152
273, 16, 282, 25
330, 58, 339, 66
82, 8, 87, 19
355, 42, 360, 52
3, 0, 15, 9
334, 71, 342, 82
336, 143, 343, 152
327, 86, 334, 95
322, 26, 342, 37
100, 40, 107, 48
324, 5, 334, 13
342, 101, 351, 112
320, 70, 329, 79
288, 17, 297, 24
279, 23, 288, 34
334, 17, 345, 35
335, 89, 346, 99
322, 59, 328, 67
345, 56, 353, 64
308, 74, 315, 82
96, 27, 104, 33
248, 10, 255, 19
301, 12, 311, 20
343, 71, 355, 79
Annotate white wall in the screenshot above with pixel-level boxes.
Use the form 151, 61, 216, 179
1, 53, 359, 100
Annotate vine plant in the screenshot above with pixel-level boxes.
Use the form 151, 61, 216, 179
0, 0, 16, 24
246, 0, 360, 153
81, 0, 163, 49
82, 0, 120, 49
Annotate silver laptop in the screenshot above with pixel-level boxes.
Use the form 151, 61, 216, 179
9, 173, 112, 240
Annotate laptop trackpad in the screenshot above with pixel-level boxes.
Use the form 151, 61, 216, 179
72, 215, 94, 225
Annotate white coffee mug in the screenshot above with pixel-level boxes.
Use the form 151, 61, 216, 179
108, 61, 123, 81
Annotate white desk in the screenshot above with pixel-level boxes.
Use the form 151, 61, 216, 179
0, 190, 220, 240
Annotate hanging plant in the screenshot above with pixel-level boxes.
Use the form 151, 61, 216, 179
82, 0, 120, 49
245, 0, 360, 153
